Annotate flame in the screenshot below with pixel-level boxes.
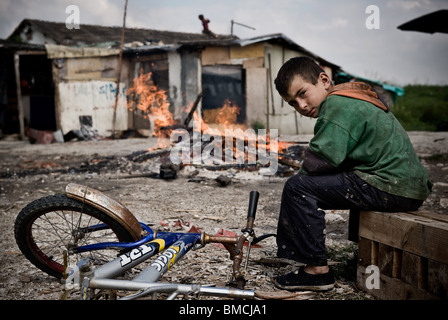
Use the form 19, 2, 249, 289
126, 70, 175, 148
126, 71, 289, 158
194, 99, 242, 137
212, 99, 240, 127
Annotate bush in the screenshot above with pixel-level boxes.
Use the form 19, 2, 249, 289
391, 85, 448, 131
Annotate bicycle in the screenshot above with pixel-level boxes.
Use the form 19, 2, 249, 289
14, 183, 275, 300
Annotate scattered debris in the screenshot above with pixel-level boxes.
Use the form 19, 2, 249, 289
63, 116, 106, 142
26, 128, 64, 144
216, 175, 232, 187
255, 290, 315, 300
159, 218, 202, 233
19, 160, 62, 170
159, 158, 182, 179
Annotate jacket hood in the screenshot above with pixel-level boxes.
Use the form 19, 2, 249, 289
327, 82, 389, 112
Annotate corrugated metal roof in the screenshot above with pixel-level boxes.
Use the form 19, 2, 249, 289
4, 19, 340, 70
233, 33, 340, 69
7, 19, 237, 47
0, 39, 45, 52
45, 44, 120, 58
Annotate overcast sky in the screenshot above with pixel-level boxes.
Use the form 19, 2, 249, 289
1, 0, 447, 86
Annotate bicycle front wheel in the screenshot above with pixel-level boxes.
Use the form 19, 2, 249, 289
14, 194, 135, 279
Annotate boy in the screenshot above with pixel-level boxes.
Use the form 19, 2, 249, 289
273, 57, 431, 291
198, 14, 217, 38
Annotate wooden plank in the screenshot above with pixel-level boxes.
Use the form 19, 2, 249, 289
408, 210, 448, 224
401, 251, 427, 289
378, 243, 394, 277
359, 211, 448, 265
357, 265, 439, 300
392, 248, 402, 279
51, 60, 62, 131
357, 237, 371, 268
13, 53, 25, 140
428, 259, 448, 298
357, 237, 448, 299
371, 240, 379, 266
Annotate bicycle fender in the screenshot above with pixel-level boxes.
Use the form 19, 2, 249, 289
65, 183, 143, 241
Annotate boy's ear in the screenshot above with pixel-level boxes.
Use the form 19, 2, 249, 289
319, 72, 332, 89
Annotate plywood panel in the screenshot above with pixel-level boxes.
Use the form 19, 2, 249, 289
202, 46, 230, 65
230, 43, 264, 60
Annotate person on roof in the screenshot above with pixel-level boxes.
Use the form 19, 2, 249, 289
198, 14, 217, 38
273, 56, 432, 291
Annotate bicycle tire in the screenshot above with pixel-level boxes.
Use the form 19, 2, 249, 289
14, 194, 135, 279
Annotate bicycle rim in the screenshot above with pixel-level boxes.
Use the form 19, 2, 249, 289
15, 195, 135, 279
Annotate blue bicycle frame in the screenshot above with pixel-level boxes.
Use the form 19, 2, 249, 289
73, 222, 156, 253
65, 191, 261, 300
80, 228, 202, 281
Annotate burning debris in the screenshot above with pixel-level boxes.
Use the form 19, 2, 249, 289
126, 69, 176, 145
123, 71, 306, 180
5, 72, 306, 181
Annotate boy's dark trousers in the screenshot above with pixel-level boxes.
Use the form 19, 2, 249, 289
276, 171, 423, 266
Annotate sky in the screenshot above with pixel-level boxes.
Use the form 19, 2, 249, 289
1, 0, 447, 86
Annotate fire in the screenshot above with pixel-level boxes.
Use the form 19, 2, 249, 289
126, 71, 290, 161
193, 99, 243, 137
126, 70, 175, 148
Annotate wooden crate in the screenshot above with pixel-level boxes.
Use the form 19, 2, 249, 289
356, 210, 448, 300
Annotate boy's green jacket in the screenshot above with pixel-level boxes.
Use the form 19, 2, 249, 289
304, 82, 431, 201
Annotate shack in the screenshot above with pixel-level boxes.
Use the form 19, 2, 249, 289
2, 19, 231, 139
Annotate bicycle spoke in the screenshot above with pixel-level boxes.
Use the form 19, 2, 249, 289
38, 212, 72, 243
31, 210, 122, 267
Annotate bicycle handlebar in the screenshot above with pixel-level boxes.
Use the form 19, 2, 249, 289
246, 190, 259, 230
198, 190, 260, 289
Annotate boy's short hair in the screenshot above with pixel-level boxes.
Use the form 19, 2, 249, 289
274, 56, 324, 96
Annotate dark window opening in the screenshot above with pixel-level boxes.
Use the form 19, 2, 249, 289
202, 65, 246, 124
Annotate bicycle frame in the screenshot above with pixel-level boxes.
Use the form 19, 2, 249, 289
73, 222, 155, 253
64, 191, 262, 300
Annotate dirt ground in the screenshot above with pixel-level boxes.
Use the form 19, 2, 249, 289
0, 131, 447, 300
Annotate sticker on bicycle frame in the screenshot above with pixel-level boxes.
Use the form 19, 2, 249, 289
118, 239, 165, 267
151, 243, 181, 272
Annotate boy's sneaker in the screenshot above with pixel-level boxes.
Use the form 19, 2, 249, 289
274, 267, 335, 291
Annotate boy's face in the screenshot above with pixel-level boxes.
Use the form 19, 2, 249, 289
281, 72, 332, 118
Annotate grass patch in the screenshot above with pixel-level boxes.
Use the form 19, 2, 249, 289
392, 85, 448, 131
